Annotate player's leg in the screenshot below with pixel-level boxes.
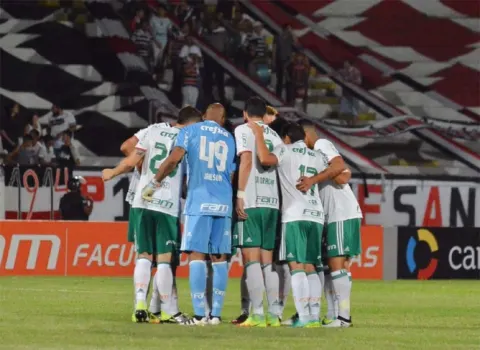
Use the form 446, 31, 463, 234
282, 221, 310, 328
235, 209, 266, 327
152, 211, 178, 321
132, 208, 154, 323
304, 222, 323, 327
205, 258, 213, 317
323, 219, 359, 328
180, 215, 210, 325
260, 208, 281, 326
231, 248, 250, 325
322, 224, 338, 324
207, 216, 232, 325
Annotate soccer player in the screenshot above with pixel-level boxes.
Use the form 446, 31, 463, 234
299, 119, 361, 328
233, 97, 282, 327
142, 103, 236, 326
248, 121, 329, 327
102, 106, 203, 323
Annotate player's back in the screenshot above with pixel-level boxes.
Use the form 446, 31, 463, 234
181, 120, 236, 217
133, 123, 182, 215
275, 141, 325, 224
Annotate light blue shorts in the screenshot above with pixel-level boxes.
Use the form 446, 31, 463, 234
181, 215, 232, 255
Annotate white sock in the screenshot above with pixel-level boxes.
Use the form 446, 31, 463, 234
245, 262, 265, 316
348, 271, 353, 291
134, 258, 152, 307
155, 263, 173, 315
170, 277, 179, 315
149, 273, 160, 313
324, 271, 337, 319
276, 263, 291, 319
307, 272, 321, 321
331, 269, 351, 320
291, 270, 310, 323
262, 263, 280, 316
205, 261, 213, 316
318, 269, 325, 292
240, 268, 250, 314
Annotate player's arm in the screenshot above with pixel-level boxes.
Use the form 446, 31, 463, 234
234, 127, 254, 220
153, 146, 185, 184
333, 167, 351, 185
248, 121, 278, 166
102, 149, 145, 182
297, 140, 346, 192
120, 135, 138, 156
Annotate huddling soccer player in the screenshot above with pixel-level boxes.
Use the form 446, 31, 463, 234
102, 107, 202, 323
298, 119, 362, 328
143, 103, 236, 326
248, 121, 347, 327
233, 98, 283, 327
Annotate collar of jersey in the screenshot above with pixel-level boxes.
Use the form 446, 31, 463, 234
205, 120, 220, 126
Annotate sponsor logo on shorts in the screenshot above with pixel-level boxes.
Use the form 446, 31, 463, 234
166, 240, 177, 246
200, 203, 229, 214
303, 209, 323, 218
327, 244, 337, 251
150, 199, 174, 209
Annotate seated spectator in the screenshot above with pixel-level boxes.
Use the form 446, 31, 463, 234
40, 135, 56, 165
56, 130, 80, 181
130, 7, 145, 32
1, 103, 24, 152
182, 53, 201, 108
150, 6, 171, 68
338, 60, 362, 125
179, 36, 202, 63
244, 22, 270, 85
246, 22, 268, 59
7, 130, 45, 165
24, 113, 42, 136
131, 20, 155, 73
49, 104, 76, 146
175, 0, 194, 27
286, 52, 310, 111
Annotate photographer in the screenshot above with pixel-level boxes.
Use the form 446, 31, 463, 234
59, 176, 93, 221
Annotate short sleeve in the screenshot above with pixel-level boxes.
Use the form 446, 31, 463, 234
227, 136, 237, 174
174, 126, 189, 152
66, 112, 76, 126
314, 139, 340, 162
38, 144, 47, 159
135, 128, 150, 151
272, 144, 287, 165
234, 126, 254, 156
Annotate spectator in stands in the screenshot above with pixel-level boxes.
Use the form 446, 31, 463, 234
56, 130, 80, 181
150, 6, 171, 69
179, 35, 202, 62
182, 53, 201, 108
24, 113, 42, 136
1, 103, 24, 152
274, 24, 296, 98
286, 52, 310, 111
48, 104, 76, 146
175, 0, 194, 27
40, 135, 56, 165
245, 22, 270, 86
132, 20, 155, 73
130, 7, 145, 32
338, 60, 362, 125
7, 130, 45, 165
169, 23, 190, 106
203, 18, 227, 104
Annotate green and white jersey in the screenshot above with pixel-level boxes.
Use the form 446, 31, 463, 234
132, 123, 182, 217
125, 126, 150, 205
234, 121, 282, 210
314, 139, 363, 223
272, 141, 325, 224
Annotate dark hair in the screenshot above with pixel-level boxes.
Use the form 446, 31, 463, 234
30, 129, 40, 138
268, 117, 288, 136
244, 97, 267, 118
223, 119, 234, 136
283, 122, 306, 143
23, 134, 33, 142
177, 106, 202, 124
43, 135, 53, 144
64, 130, 73, 138
297, 119, 315, 128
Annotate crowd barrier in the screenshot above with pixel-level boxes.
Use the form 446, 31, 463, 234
0, 221, 478, 279
1, 165, 479, 227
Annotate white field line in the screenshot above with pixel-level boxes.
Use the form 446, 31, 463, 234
0, 287, 130, 295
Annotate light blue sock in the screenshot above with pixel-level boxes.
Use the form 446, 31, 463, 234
211, 261, 228, 317
189, 260, 207, 317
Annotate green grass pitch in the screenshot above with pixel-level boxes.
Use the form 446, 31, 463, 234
0, 277, 479, 349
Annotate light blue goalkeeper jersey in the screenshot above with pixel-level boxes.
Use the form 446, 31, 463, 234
174, 120, 236, 217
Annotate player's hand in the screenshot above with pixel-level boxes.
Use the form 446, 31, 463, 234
296, 176, 314, 193
141, 180, 156, 201
247, 121, 263, 135
236, 197, 248, 220
102, 169, 115, 182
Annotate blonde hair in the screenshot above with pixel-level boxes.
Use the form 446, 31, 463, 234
266, 106, 278, 116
